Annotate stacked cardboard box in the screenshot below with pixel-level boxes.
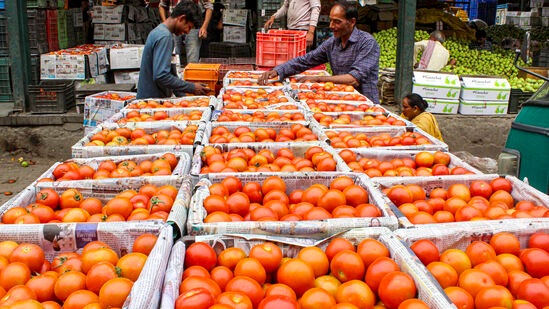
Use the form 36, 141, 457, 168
412, 71, 461, 114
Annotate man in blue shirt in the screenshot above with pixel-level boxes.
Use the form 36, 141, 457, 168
258, 1, 380, 104
137, 1, 210, 99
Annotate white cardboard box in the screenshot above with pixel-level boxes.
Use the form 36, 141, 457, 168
460, 76, 511, 102
114, 70, 140, 84
83, 91, 136, 128
425, 98, 459, 114
412, 71, 461, 99
109, 44, 144, 70
92, 5, 126, 24
40, 47, 108, 80
104, 24, 127, 41
223, 26, 247, 43
222, 9, 249, 26
458, 99, 509, 115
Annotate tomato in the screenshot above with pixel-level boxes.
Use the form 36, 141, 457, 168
489, 178, 512, 192
216, 291, 253, 309
528, 232, 549, 252
103, 197, 133, 219
0, 262, 31, 291
520, 248, 549, 278
444, 286, 474, 309
297, 247, 329, 277
299, 287, 336, 308
225, 276, 265, 308
330, 250, 365, 282
469, 180, 493, 199
51, 252, 82, 273
259, 295, 299, 309
117, 252, 147, 282
35, 188, 60, 209
325, 238, 355, 262
85, 262, 118, 294
474, 285, 513, 309
276, 259, 315, 297
410, 239, 440, 266
0, 285, 37, 307
98, 277, 134, 308
80, 247, 119, 274
516, 278, 549, 308
398, 299, 429, 309
249, 242, 283, 273
364, 257, 399, 294
335, 280, 375, 309
9, 243, 45, 273
234, 258, 266, 285
54, 271, 87, 301
24, 274, 56, 302
175, 288, 215, 309
130, 234, 157, 256
184, 242, 217, 271
465, 241, 496, 266
63, 290, 100, 309
217, 247, 246, 270
148, 194, 174, 214
210, 266, 233, 291
59, 188, 84, 209
29, 204, 56, 223
378, 271, 417, 309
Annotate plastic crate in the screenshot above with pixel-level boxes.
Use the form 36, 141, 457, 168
0, 57, 12, 102
46, 9, 59, 51
256, 30, 307, 67
0, 13, 7, 56
508, 88, 533, 114
27, 0, 51, 8
199, 58, 229, 64
28, 10, 49, 54
208, 42, 252, 58
30, 54, 40, 85
218, 64, 255, 81
183, 63, 221, 81
29, 80, 75, 114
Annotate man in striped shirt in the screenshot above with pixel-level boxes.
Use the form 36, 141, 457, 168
258, 1, 380, 104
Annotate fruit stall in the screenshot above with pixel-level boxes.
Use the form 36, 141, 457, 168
0, 61, 548, 308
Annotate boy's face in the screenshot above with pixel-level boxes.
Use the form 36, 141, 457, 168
175, 15, 194, 36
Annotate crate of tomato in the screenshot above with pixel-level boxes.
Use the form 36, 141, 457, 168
161, 227, 453, 308
187, 173, 399, 237
0, 221, 172, 307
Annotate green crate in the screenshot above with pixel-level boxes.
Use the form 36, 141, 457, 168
0, 57, 12, 102
508, 89, 534, 114
27, 0, 50, 8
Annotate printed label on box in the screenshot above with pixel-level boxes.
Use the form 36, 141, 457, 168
110, 45, 144, 70
425, 98, 460, 114
93, 24, 105, 40
458, 99, 509, 115
460, 76, 511, 101
412, 71, 461, 99
223, 26, 247, 43
92, 5, 125, 24
103, 24, 127, 41
223, 9, 249, 26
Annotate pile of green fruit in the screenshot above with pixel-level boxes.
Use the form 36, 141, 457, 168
373, 27, 544, 93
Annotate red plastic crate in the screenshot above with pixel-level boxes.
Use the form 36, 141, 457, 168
46, 9, 58, 51
256, 30, 307, 67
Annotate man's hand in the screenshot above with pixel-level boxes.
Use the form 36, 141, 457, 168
258, 70, 278, 85
296, 75, 320, 83
264, 17, 275, 30
199, 27, 208, 39
194, 83, 211, 95
306, 31, 314, 47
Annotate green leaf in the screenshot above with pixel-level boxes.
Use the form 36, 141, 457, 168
443, 105, 448, 112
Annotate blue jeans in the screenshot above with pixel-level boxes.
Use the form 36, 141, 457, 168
185, 28, 201, 64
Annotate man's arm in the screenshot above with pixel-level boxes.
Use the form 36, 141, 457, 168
297, 74, 359, 87
153, 35, 196, 94
265, 0, 290, 29
159, 0, 169, 21
273, 40, 330, 79
199, 0, 214, 38
307, 0, 321, 46
413, 40, 426, 66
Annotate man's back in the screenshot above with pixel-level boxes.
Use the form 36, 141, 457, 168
137, 24, 173, 98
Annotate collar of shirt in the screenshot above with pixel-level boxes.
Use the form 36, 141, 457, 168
336, 27, 359, 49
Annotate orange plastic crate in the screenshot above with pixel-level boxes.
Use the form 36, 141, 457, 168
183, 63, 222, 81
256, 30, 307, 67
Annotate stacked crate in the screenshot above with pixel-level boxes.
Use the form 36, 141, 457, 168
46, 9, 59, 51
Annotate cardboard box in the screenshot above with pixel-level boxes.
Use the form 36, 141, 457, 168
223, 26, 247, 43
412, 71, 461, 99
40, 48, 108, 80
458, 99, 509, 115
92, 5, 126, 24
114, 70, 139, 84
109, 44, 144, 70
424, 98, 459, 114
222, 9, 249, 26
83, 91, 136, 128
460, 76, 511, 102
103, 24, 127, 41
